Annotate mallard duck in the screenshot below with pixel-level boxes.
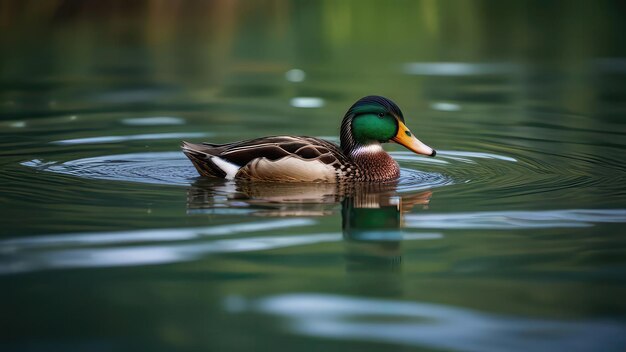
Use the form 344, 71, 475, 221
182, 95, 435, 182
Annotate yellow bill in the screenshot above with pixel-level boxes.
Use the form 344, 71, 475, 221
391, 119, 436, 157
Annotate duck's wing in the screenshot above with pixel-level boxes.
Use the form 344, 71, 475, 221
182, 136, 350, 181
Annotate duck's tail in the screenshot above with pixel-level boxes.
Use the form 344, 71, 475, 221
181, 141, 227, 178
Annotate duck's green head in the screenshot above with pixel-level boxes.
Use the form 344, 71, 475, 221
340, 96, 436, 157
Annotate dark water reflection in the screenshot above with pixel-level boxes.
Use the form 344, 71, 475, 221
2, 1, 626, 351
0, 179, 439, 273
249, 293, 626, 352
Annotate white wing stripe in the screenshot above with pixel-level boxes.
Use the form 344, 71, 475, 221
210, 156, 240, 180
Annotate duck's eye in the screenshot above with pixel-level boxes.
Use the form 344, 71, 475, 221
378, 112, 385, 118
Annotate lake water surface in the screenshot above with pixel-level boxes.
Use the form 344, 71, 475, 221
1, 2, 626, 351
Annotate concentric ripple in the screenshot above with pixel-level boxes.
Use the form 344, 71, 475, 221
22, 152, 198, 186
22, 150, 468, 191
392, 149, 520, 193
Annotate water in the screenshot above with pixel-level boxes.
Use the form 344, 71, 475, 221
2, 2, 626, 351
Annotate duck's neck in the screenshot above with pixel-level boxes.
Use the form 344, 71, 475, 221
347, 143, 400, 181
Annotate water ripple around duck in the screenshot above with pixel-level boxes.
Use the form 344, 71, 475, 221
21, 141, 599, 202
22, 150, 466, 191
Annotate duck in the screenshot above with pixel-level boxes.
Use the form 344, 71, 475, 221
182, 95, 435, 182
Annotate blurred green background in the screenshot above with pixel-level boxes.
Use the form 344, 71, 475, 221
1, 1, 626, 352
2, 0, 625, 116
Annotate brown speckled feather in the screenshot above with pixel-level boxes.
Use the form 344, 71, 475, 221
182, 136, 359, 182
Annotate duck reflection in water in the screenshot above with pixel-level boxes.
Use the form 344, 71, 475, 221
338, 184, 430, 295
187, 179, 431, 216
187, 179, 431, 278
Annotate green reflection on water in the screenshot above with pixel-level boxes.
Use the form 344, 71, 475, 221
1, 1, 626, 351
